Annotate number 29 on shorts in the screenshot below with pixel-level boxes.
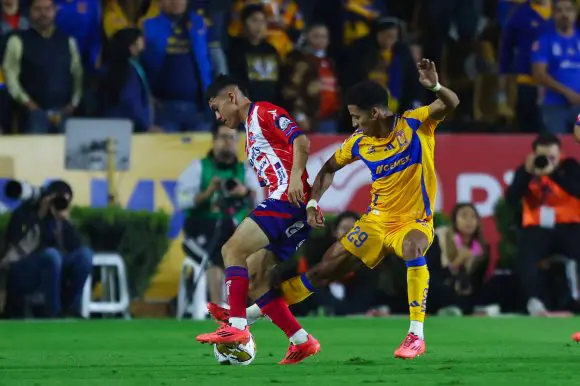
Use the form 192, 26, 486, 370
346, 226, 368, 247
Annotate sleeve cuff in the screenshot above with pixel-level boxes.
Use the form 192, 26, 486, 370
288, 130, 304, 144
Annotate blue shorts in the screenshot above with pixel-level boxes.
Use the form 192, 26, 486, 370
249, 198, 311, 261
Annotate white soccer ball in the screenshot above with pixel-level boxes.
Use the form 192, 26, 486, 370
213, 334, 257, 365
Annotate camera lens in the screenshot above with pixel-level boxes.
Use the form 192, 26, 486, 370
534, 155, 549, 169
52, 195, 70, 211
224, 178, 237, 191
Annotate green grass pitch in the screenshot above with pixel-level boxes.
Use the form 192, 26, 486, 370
1, 317, 579, 385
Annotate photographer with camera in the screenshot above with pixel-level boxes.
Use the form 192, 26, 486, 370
0, 180, 93, 318
176, 122, 263, 309
506, 133, 580, 316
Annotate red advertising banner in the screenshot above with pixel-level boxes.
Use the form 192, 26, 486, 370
306, 134, 580, 256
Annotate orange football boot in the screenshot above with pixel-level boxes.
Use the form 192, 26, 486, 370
279, 335, 321, 364
207, 302, 230, 323
394, 333, 426, 359
196, 323, 251, 345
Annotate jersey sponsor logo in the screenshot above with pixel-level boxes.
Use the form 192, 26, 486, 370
276, 116, 293, 131
374, 154, 411, 175
285, 221, 305, 238
367, 145, 375, 154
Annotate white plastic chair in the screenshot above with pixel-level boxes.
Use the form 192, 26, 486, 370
550, 255, 579, 300
176, 238, 208, 320
81, 253, 131, 319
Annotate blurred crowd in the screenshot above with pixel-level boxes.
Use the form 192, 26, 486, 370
0, 0, 579, 135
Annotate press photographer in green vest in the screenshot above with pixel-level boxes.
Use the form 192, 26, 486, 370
176, 122, 263, 308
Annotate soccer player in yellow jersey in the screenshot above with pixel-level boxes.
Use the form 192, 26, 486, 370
291, 58, 458, 359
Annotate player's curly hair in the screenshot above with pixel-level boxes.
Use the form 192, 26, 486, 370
345, 81, 389, 110
206, 74, 249, 100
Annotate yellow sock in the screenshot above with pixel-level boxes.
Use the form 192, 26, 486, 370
406, 257, 430, 324
280, 274, 315, 305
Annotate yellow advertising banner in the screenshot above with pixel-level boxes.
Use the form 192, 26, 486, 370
0, 133, 247, 300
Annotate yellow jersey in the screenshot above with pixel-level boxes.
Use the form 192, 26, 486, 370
334, 106, 442, 224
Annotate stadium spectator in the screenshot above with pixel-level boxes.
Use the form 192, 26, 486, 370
228, 4, 280, 103
342, 0, 385, 45
103, 0, 160, 38
53, 0, 101, 71
0, 180, 93, 318
434, 203, 489, 314
192, 0, 229, 76
344, 18, 422, 114
175, 122, 263, 309
505, 132, 580, 315
141, 0, 213, 132
532, 0, 580, 134
498, 0, 552, 133
280, 23, 340, 133
228, 0, 304, 59
2, 0, 83, 134
420, 0, 482, 72
101, 28, 156, 133
0, 0, 29, 133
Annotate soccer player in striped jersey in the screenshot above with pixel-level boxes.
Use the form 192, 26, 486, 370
195, 75, 320, 364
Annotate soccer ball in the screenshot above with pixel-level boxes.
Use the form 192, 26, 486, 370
213, 334, 256, 365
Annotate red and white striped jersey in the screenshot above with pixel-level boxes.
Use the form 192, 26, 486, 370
245, 101, 311, 201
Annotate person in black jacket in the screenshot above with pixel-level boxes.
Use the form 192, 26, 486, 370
0, 180, 93, 318
505, 133, 580, 315
227, 4, 281, 103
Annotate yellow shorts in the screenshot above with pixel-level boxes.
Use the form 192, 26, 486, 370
339, 213, 434, 269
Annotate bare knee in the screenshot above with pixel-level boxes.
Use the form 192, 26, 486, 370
401, 230, 429, 261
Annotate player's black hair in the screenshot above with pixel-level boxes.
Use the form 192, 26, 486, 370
241, 3, 266, 24
206, 74, 248, 100
532, 132, 561, 150
345, 80, 389, 110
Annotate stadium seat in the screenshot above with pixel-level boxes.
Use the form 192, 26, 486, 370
176, 238, 208, 320
81, 253, 131, 319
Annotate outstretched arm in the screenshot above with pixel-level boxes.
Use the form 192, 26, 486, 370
306, 155, 345, 229
417, 58, 460, 120
311, 155, 344, 202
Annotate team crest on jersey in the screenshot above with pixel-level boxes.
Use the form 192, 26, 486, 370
276, 115, 293, 131
396, 130, 408, 146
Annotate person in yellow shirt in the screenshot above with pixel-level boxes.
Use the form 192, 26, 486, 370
285, 59, 458, 360
103, 0, 160, 38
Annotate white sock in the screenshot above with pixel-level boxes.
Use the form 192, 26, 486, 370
229, 317, 247, 330
409, 321, 424, 339
222, 303, 264, 325
289, 329, 308, 345
246, 304, 264, 325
